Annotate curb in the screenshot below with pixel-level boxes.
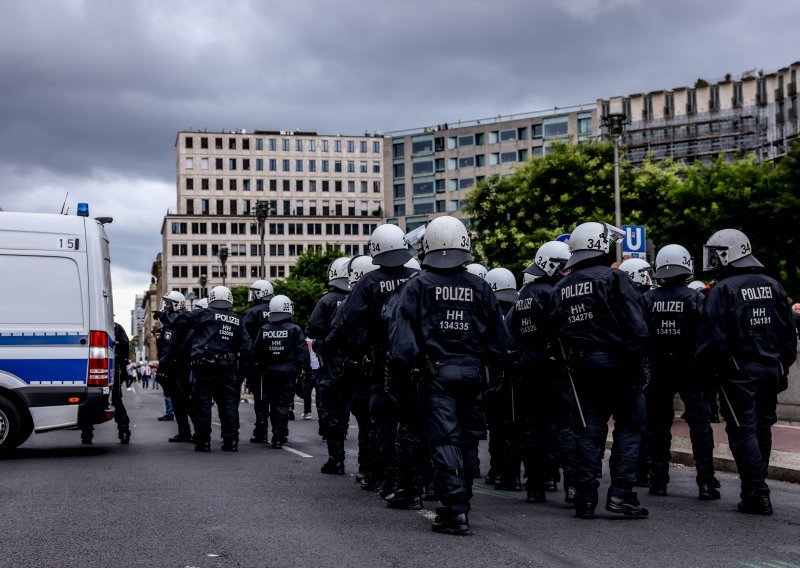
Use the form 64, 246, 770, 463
668, 446, 800, 485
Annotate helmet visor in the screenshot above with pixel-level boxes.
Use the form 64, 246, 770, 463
702, 245, 726, 272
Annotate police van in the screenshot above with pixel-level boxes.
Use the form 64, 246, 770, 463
0, 205, 115, 452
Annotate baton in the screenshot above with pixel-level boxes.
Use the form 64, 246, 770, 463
718, 384, 740, 428
558, 339, 586, 429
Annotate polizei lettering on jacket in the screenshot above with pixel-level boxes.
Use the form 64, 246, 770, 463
515, 297, 534, 311
561, 282, 593, 299
651, 300, 685, 313
215, 313, 241, 325
379, 277, 409, 294
435, 286, 474, 302
262, 330, 289, 339
741, 286, 773, 301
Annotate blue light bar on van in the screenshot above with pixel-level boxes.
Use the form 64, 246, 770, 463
77, 203, 89, 217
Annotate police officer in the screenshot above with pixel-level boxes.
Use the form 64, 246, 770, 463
327, 225, 416, 497
242, 279, 275, 443
696, 229, 796, 514
250, 295, 312, 449
551, 221, 650, 519
484, 267, 521, 491
155, 291, 195, 443
390, 216, 509, 535
506, 241, 576, 505
174, 286, 250, 452
643, 244, 719, 500
307, 257, 352, 475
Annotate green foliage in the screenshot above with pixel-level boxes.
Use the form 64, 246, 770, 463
289, 246, 343, 282
273, 278, 328, 330
466, 140, 800, 296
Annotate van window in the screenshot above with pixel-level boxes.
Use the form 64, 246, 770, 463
0, 256, 84, 329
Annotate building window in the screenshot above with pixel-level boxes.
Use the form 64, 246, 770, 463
171, 222, 187, 234
242, 159, 250, 171
393, 162, 405, 178
393, 142, 405, 158
413, 179, 434, 195
256, 179, 264, 191
200, 200, 209, 216
458, 134, 475, 147
215, 158, 223, 170
412, 159, 434, 175
201, 137, 208, 149
322, 140, 329, 152
186, 178, 194, 190
216, 179, 224, 190
334, 140, 342, 152
256, 159, 264, 171
309, 159, 316, 172
458, 156, 475, 168
215, 137, 223, 149
201, 178, 209, 190
309, 140, 316, 151
347, 140, 355, 152
393, 203, 406, 216
373, 140, 381, 153
282, 139, 290, 151
282, 159, 290, 172
269, 159, 277, 171
255, 138, 263, 150
185, 200, 194, 215
269, 179, 277, 192
334, 161, 342, 173
296, 139, 303, 151
269, 138, 277, 151
532, 124, 543, 138
201, 158, 209, 170
296, 159, 303, 172
359, 161, 367, 173
228, 158, 237, 170
459, 178, 475, 189
500, 151, 517, 163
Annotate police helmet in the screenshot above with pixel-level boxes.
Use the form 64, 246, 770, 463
485, 267, 519, 303
327, 257, 351, 291
248, 279, 274, 302
208, 286, 234, 309
564, 222, 625, 269
465, 263, 488, 279
522, 273, 539, 285
525, 241, 571, 278
348, 255, 379, 286
195, 298, 209, 309
688, 280, 707, 291
161, 290, 186, 312
369, 224, 412, 267
421, 216, 473, 269
654, 244, 694, 280
268, 294, 294, 322
702, 229, 763, 272
404, 257, 421, 271
619, 258, 654, 288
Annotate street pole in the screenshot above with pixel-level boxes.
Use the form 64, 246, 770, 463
255, 200, 270, 279
219, 245, 228, 287
198, 273, 207, 299
613, 136, 622, 263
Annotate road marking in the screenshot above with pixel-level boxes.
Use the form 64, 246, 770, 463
212, 421, 221, 427
282, 446, 313, 458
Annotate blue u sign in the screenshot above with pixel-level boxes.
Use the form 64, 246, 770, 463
622, 225, 646, 254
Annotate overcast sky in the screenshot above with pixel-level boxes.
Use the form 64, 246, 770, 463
1, 0, 798, 335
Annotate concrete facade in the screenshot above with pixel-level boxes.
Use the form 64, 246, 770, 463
164, 130, 384, 297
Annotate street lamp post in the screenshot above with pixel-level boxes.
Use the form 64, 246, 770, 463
198, 273, 208, 299
254, 200, 271, 279
218, 245, 229, 287
602, 111, 628, 263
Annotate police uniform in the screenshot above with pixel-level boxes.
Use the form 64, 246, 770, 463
250, 318, 311, 447
390, 268, 509, 522
326, 265, 418, 492
112, 323, 132, 442
696, 271, 795, 509
243, 300, 273, 442
551, 262, 650, 517
644, 282, 717, 496
505, 277, 575, 502
306, 288, 349, 471
174, 307, 250, 450
155, 311, 194, 441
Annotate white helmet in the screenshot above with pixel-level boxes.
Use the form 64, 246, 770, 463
688, 280, 707, 291
268, 294, 294, 322
702, 229, 762, 272
348, 255, 379, 285
522, 273, 539, 285
248, 279, 274, 302
195, 298, 209, 309
485, 267, 519, 303
465, 263, 488, 279
161, 290, 186, 312
565, 221, 625, 269
421, 216, 473, 269
208, 286, 233, 309
369, 224, 412, 267
525, 241, 571, 278
404, 257, 421, 271
654, 244, 693, 280
619, 258, 654, 288
328, 257, 351, 291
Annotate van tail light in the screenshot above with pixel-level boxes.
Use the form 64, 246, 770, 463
88, 330, 111, 387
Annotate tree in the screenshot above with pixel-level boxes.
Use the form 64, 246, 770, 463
289, 246, 343, 282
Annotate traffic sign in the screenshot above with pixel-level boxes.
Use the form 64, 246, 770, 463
622, 225, 646, 256
556, 233, 570, 243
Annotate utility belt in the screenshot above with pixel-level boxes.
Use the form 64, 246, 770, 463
191, 352, 237, 368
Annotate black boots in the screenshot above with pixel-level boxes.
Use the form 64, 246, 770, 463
169, 431, 193, 443
195, 441, 211, 452
649, 480, 668, 496
575, 496, 598, 519
698, 483, 721, 500
118, 428, 131, 444
606, 491, 649, 518
321, 458, 345, 475
526, 488, 546, 503
385, 489, 423, 510
221, 439, 238, 452
431, 508, 470, 535
737, 491, 773, 515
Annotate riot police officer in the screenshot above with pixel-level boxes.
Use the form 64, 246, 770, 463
326, 225, 416, 496
307, 257, 351, 475
390, 216, 509, 535
174, 286, 250, 452
155, 291, 195, 444
550, 221, 650, 519
506, 241, 576, 505
242, 279, 275, 443
250, 295, 312, 449
696, 229, 796, 514
643, 244, 719, 500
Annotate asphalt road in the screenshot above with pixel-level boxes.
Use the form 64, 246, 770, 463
1, 385, 800, 568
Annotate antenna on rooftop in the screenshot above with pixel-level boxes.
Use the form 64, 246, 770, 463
59, 193, 69, 215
